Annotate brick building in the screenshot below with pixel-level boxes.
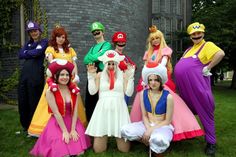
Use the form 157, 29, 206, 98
0, 0, 192, 103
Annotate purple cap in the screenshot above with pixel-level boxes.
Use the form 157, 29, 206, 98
26, 21, 41, 32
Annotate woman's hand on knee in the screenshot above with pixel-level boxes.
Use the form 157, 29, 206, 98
70, 130, 79, 141
62, 131, 70, 144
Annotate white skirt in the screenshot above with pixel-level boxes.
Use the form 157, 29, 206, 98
85, 92, 130, 138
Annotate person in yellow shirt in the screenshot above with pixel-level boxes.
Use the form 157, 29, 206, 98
28, 26, 87, 137
174, 22, 225, 156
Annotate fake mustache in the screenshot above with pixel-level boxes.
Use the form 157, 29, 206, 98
117, 44, 126, 47
191, 36, 203, 40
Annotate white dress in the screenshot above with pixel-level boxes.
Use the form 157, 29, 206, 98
85, 69, 131, 138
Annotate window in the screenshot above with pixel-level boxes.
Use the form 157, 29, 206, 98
160, 0, 166, 12
165, 0, 171, 13
152, 17, 160, 28
152, 0, 161, 13
176, 0, 182, 15
171, 0, 176, 14
177, 19, 183, 30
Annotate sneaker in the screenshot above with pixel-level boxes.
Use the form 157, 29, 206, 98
205, 143, 216, 156
15, 131, 21, 135
150, 149, 164, 157
15, 129, 27, 135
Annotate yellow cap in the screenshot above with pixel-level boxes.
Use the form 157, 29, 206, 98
187, 22, 205, 35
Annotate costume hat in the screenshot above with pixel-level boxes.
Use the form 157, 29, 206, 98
112, 32, 127, 43
90, 22, 105, 32
187, 22, 205, 35
142, 63, 167, 85
26, 21, 41, 32
98, 50, 125, 64
46, 59, 74, 78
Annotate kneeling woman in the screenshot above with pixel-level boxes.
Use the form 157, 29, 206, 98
30, 59, 91, 157
121, 64, 174, 156
85, 50, 135, 153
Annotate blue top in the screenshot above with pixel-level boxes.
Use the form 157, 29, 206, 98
18, 38, 48, 85
143, 89, 169, 115
19, 38, 48, 60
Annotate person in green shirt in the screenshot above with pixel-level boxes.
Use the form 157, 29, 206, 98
83, 22, 112, 121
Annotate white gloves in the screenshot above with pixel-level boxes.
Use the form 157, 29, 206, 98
124, 66, 135, 97
87, 72, 98, 95
125, 79, 134, 97
160, 56, 168, 66
202, 66, 212, 76
72, 74, 80, 83
124, 65, 135, 80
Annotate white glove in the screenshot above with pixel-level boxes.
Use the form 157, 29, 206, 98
72, 74, 80, 83
124, 66, 134, 96
202, 66, 212, 76
87, 72, 98, 95
124, 65, 135, 80
125, 78, 134, 97
160, 56, 168, 66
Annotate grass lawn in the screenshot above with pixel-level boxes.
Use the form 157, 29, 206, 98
0, 81, 235, 157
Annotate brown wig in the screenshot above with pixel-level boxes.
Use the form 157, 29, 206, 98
54, 68, 71, 85
49, 27, 70, 53
148, 75, 164, 91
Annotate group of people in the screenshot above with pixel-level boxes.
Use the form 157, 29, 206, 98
17, 20, 224, 157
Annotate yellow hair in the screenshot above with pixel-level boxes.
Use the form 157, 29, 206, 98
146, 26, 172, 73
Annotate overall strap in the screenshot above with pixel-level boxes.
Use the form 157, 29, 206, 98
195, 42, 207, 56
182, 42, 207, 57
182, 46, 192, 57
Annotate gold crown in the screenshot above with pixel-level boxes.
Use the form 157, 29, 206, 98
149, 25, 158, 33
54, 22, 61, 28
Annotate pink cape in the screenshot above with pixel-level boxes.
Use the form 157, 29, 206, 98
130, 85, 204, 141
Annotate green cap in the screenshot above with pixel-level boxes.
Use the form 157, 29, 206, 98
90, 22, 105, 32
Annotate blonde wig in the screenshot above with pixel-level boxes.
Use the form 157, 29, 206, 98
146, 25, 172, 73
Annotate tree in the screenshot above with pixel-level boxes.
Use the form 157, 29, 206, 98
192, 0, 236, 89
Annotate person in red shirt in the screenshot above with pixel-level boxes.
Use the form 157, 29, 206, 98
112, 31, 136, 105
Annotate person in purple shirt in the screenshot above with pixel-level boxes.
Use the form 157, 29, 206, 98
174, 22, 225, 156
17, 21, 48, 134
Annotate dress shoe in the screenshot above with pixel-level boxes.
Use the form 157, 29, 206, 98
205, 143, 216, 156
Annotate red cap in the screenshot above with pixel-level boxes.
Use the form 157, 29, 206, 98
112, 32, 127, 43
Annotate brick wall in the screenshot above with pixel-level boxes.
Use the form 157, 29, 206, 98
1, 0, 149, 103
39, 0, 149, 103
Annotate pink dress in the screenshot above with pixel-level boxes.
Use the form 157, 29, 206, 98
130, 47, 204, 141
30, 102, 91, 157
